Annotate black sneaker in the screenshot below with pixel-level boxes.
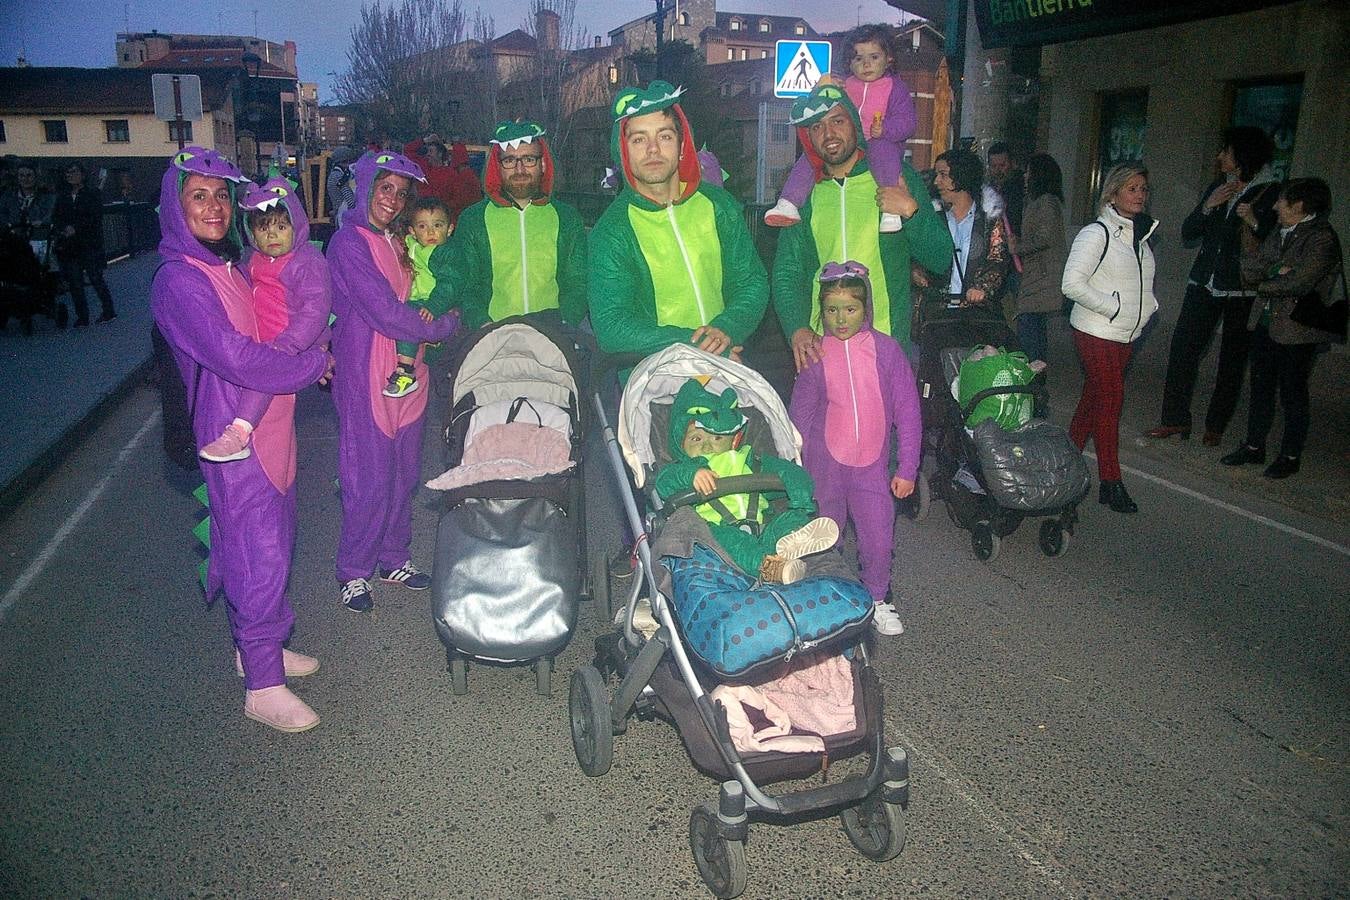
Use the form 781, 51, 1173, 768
341, 577, 374, 611
378, 562, 431, 590
1262, 455, 1300, 479
1220, 445, 1265, 466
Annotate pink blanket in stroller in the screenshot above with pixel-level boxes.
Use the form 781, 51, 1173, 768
711, 651, 856, 755
426, 421, 573, 491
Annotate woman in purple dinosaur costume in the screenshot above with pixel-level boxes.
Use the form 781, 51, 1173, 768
198, 176, 332, 462
789, 260, 921, 637
327, 151, 460, 612
150, 147, 330, 732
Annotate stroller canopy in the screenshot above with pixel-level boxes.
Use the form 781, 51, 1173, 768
619, 344, 801, 488
452, 322, 578, 410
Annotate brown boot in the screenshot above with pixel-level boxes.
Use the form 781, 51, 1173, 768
759, 554, 806, 584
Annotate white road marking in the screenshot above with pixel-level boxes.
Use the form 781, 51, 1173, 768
0, 410, 161, 625
889, 720, 1078, 897
1083, 451, 1350, 559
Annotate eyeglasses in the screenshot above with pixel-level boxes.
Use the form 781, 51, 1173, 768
500, 155, 542, 170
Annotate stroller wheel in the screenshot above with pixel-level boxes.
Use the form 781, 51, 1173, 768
840, 791, 907, 862
535, 657, 552, 697
899, 473, 931, 523
569, 665, 613, 777
1038, 519, 1071, 558
449, 655, 468, 696
971, 521, 1000, 563
689, 805, 747, 899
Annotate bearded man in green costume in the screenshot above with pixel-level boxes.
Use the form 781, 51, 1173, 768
589, 82, 767, 362
427, 120, 587, 329
772, 83, 954, 372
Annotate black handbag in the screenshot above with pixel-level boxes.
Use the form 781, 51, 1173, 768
1288, 267, 1347, 341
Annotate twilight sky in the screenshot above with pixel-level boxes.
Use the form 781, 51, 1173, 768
2, 0, 911, 103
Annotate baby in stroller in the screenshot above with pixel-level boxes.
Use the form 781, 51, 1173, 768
656, 378, 839, 585
575, 344, 911, 898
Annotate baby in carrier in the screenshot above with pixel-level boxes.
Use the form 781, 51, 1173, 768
655, 378, 838, 584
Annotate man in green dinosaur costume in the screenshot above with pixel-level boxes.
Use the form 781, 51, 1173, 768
772, 82, 954, 371
655, 379, 838, 583
589, 82, 767, 362
428, 119, 587, 329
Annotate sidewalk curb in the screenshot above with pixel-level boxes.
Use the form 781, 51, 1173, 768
0, 354, 154, 520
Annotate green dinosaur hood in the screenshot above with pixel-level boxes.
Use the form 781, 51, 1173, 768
610, 80, 701, 206
788, 81, 867, 180
668, 379, 747, 460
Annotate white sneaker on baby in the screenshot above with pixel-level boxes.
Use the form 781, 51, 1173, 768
764, 198, 802, 227
880, 212, 905, 233
871, 602, 905, 636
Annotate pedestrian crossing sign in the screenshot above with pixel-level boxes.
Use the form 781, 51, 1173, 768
774, 40, 832, 99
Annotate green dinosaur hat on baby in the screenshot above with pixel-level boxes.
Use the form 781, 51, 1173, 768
668, 379, 747, 459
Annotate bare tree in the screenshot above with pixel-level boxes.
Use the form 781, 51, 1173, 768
333, 0, 469, 142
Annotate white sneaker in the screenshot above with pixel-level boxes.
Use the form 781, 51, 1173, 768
764, 198, 801, 227
880, 212, 905, 233
871, 602, 904, 636
775, 517, 840, 561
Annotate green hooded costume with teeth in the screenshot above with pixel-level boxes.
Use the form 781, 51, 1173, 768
427, 120, 587, 330
588, 82, 767, 361
655, 379, 818, 577
771, 83, 954, 349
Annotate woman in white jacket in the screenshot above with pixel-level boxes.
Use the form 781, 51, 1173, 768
1062, 162, 1158, 513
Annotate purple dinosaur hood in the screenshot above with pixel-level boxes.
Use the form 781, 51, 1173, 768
157, 146, 247, 265
239, 176, 311, 248
818, 260, 876, 331
341, 150, 426, 230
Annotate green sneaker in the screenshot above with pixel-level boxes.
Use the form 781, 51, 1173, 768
382, 370, 419, 398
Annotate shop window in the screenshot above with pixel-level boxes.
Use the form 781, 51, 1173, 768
168, 120, 194, 143
1231, 76, 1304, 180
1090, 88, 1147, 214
42, 120, 68, 143
105, 120, 130, 143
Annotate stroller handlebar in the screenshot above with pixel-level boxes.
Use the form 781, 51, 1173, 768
959, 384, 1041, 423
660, 474, 788, 513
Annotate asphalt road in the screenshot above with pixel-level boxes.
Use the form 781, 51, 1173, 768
1, 377, 1346, 898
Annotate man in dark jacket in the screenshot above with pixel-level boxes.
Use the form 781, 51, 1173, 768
51, 162, 116, 325
1148, 126, 1279, 444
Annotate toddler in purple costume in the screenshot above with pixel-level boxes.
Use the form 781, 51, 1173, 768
789, 261, 921, 636
765, 24, 918, 235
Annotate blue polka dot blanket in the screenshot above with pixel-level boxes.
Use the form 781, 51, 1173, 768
663, 544, 874, 679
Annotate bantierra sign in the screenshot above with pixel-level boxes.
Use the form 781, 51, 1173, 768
975, 0, 1304, 48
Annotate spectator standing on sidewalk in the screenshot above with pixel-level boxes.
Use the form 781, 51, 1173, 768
150, 147, 330, 732
1014, 153, 1067, 366
1147, 127, 1279, 445
1062, 162, 1158, 515
1221, 178, 1344, 480
51, 162, 116, 325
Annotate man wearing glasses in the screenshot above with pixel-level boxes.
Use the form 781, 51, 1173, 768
428, 120, 587, 328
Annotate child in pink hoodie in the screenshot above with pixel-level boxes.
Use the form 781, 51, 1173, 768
198, 178, 331, 462
789, 261, 921, 636
765, 24, 918, 234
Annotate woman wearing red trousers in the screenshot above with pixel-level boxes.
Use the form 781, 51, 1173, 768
1061, 163, 1158, 513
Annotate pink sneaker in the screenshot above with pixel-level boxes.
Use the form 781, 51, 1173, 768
244, 685, 319, 733
235, 648, 320, 678
199, 423, 252, 463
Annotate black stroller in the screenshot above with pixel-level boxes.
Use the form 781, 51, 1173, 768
573, 344, 911, 899
0, 227, 66, 334
912, 305, 1089, 562
429, 315, 598, 696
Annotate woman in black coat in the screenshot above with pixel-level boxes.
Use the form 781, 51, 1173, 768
51, 162, 116, 325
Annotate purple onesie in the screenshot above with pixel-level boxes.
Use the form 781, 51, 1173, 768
789, 265, 921, 602
327, 152, 459, 585
777, 72, 917, 210
150, 148, 329, 690
234, 177, 332, 425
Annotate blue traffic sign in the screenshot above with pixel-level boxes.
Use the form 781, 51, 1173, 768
774, 40, 832, 99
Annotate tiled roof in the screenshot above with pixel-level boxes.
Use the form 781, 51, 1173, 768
713, 12, 817, 38
488, 29, 537, 53
0, 66, 236, 114
138, 48, 293, 79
